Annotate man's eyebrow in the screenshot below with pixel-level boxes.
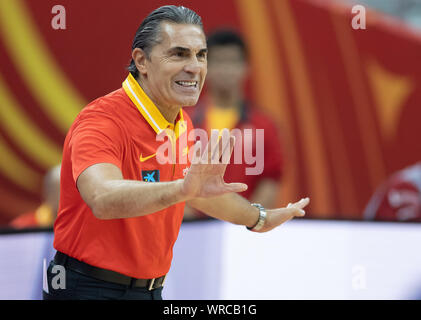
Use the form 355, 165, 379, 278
167, 47, 208, 54
168, 46, 190, 53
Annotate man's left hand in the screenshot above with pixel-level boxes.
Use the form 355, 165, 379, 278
256, 197, 310, 233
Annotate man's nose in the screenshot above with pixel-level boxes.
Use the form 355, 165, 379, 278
184, 57, 202, 74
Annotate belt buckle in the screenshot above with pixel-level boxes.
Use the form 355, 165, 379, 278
148, 274, 167, 291
148, 278, 155, 291
161, 274, 167, 287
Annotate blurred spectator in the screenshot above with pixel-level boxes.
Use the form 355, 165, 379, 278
185, 29, 284, 219
364, 162, 421, 221
9, 164, 61, 228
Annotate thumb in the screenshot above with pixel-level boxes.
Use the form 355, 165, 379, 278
223, 182, 248, 193
294, 208, 306, 217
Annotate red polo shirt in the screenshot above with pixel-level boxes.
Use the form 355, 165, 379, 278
53, 74, 193, 278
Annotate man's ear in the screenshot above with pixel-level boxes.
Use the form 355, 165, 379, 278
132, 48, 148, 77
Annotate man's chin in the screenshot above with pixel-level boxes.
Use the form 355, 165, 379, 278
178, 97, 200, 107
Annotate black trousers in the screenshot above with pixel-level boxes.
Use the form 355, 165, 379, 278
43, 261, 163, 300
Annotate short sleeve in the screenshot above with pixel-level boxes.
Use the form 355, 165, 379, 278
69, 111, 124, 183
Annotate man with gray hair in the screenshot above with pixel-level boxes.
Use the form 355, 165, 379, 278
44, 5, 309, 300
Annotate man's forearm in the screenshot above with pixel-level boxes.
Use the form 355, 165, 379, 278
186, 193, 259, 228
92, 179, 188, 219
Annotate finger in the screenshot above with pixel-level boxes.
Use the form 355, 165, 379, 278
220, 134, 234, 164
199, 132, 213, 164
290, 197, 310, 210
212, 137, 223, 164
190, 141, 202, 165
282, 207, 305, 217
223, 182, 248, 193
286, 198, 309, 217
213, 128, 230, 163
205, 129, 220, 164
294, 207, 306, 217
212, 129, 227, 163
218, 136, 235, 177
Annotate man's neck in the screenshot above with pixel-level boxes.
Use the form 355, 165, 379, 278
155, 104, 180, 124
137, 78, 180, 124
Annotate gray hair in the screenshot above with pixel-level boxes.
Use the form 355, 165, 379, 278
127, 5, 203, 78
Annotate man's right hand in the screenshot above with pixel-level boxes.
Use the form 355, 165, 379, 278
181, 128, 248, 199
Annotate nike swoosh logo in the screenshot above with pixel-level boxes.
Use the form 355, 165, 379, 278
139, 153, 156, 162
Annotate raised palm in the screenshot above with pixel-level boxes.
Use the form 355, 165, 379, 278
182, 129, 248, 198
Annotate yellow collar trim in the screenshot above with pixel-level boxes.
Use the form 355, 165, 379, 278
122, 73, 185, 136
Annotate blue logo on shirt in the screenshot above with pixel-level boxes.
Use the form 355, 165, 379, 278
142, 170, 160, 182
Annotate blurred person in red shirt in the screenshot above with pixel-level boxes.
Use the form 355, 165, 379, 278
185, 29, 284, 219
364, 162, 421, 221
9, 164, 60, 229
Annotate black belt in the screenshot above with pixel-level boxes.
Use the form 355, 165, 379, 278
53, 251, 166, 290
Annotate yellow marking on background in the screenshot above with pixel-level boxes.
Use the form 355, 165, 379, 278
0, 74, 62, 168
317, 71, 359, 215
331, 12, 386, 191
0, 0, 84, 133
235, 0, 298, 205
366, 58, 413, 140
273, 0, 334, 215
0, 134, 40, 192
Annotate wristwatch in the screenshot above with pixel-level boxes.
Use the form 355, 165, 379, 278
247, 203, 267, 232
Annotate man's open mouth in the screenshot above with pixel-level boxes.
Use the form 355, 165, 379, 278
175, 80, 198, 88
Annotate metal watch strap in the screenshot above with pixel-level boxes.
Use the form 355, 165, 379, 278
247, 203, 267, 232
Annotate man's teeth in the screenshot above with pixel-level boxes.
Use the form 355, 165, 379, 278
176, 81, 197, 87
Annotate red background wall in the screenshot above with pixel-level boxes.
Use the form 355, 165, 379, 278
0, 0, 420, 224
